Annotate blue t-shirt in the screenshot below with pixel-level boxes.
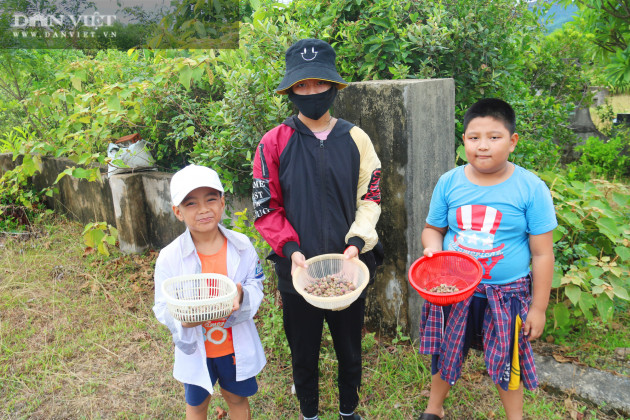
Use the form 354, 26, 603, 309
426, 164, 557, 284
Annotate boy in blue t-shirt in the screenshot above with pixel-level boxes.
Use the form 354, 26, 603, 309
417, 99, 557, 420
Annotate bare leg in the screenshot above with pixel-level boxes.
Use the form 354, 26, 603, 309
496, 383, 523, 420
186, 394, 210, 420
221, 388, 251, 420
423, 373, 449, 418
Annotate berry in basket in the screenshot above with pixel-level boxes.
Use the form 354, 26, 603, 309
292, 254, 369, 310
408, 251, 483, 306
427, 283, 460, 294
304, 273, 357, 297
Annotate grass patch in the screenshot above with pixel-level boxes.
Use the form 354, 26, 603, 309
1, 214, 627, 419
0, 215, 180, 418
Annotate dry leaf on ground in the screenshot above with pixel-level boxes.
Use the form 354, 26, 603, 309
463, 371, 484, 382
553, 353, 578, 363
83, 247, 96, 257
564, 397, 584, 420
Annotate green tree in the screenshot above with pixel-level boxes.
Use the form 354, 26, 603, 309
0, 49, 84, 137
561, 0, 630, 89
273, 0, 585, 152
148, 0, 240, 49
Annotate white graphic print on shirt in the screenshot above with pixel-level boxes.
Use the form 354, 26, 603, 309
448, 204, 505, 280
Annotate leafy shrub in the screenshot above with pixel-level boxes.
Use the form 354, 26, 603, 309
0, 128, 60, 231
0, 128, 58, 208
565, 135, 630, 181
592, 103, 616, 136
539, 171, 630, 338
1, 48, 217, 173
511, 92, 581, 150
188, 19, 299, 194
560, 0, 630, 92
524, 26, 591, 106
509, 138, 561, 173
83, 222, 119, 257
0, 50, 85, 136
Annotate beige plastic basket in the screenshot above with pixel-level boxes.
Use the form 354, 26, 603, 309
162, 273, 237, 323
292, 254, 369, 311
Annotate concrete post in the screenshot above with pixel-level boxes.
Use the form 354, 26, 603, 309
140, 172, 185, 250
108, 171, 253, 253
336, 79, 455, 338
109, 173, 150, 254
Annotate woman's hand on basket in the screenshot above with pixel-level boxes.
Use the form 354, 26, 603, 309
290, 252, 308, 275
343, 245, 359, 260
231, 283, 244, 313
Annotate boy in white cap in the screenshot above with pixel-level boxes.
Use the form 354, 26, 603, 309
153, 164, 266, 420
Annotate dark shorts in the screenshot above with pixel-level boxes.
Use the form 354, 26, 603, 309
431, 295, 521, 382
184, 353, 258, 406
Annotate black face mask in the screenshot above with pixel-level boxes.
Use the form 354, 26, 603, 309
288, 86, 338, 120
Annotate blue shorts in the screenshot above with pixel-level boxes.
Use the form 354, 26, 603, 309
431, 296, 520, 377
184, 353, 258, 406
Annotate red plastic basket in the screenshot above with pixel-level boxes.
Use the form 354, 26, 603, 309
408, 251, 483, 306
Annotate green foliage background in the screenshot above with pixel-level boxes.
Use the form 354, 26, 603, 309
560, 0, 630, 91
0, 0, 593, 193
0, 0, 628, 339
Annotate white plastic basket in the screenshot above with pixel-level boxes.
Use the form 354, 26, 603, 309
162, 273, 237, 323
292, 254, 369, 311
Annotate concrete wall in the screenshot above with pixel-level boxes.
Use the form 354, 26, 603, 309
106, 171, 255, 251
336, 79, 455, 338
0, 153, 20, 173
0, 154, 249, 253
33, 158, 117, 227
0, 78, 455, 338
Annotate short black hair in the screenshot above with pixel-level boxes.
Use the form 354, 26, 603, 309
463, 98, 516, 135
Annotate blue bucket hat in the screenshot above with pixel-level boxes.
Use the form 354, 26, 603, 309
276, 38, 348, 95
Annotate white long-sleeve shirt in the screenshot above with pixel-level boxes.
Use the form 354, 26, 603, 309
153, 224, 266, 393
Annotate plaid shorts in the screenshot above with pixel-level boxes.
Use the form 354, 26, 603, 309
419, 276, 538, 390
431, 295, 525, 390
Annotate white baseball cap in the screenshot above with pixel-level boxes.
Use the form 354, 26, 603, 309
170, 164, 224, 206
